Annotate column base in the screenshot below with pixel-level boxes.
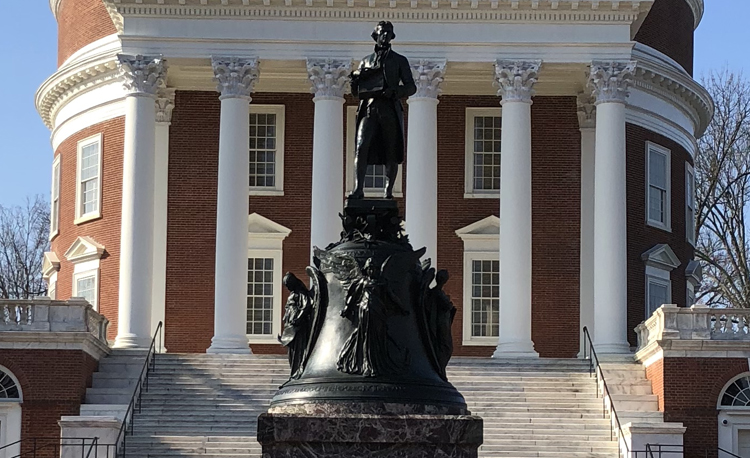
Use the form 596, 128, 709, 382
593, 342, 633, 357
113, 333, 153, 350
492, 341, 539, 359
206, 335, 252, 354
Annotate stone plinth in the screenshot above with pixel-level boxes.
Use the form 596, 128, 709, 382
258, 403, 483, 458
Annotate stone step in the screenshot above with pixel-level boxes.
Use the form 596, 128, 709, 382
608, 394, 658, 411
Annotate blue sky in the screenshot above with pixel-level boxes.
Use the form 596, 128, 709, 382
0, 1, 746, 207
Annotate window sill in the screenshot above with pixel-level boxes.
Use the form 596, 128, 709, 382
462, 338, 499, 347
646, 220, 672, 233
247, 335, 279, 345
464, 192, 499, 199
348, 191, 404, 199
249, 189, 284, 197
74, 213, 102, 226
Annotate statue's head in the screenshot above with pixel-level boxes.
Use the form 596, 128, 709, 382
371, 21, 395, 47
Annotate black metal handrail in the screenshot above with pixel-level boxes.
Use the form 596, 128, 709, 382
114, 321, 163, 458
5, 438, 115, 458
631, 444, 684, 457
718, 447, 744, 458
582, 327, 630, 457
0, 438, 59, 454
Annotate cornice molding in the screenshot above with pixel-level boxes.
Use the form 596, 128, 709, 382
49, 0, 62, 19
631, 43, 713, 137
685, 0, 704, 30
102, 0, 651, 33
36, 35, 122, 129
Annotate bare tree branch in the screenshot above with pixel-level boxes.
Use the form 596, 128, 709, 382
695, 69, 750, 308
0, 196, 50, 299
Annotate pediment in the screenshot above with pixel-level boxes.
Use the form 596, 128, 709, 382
248, 213, 292, 239
641, 244, 680, 271
455, 216, 500, 240
42, 252, 61, 279
64, 236, 106, 264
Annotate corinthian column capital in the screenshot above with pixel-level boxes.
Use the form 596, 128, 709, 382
118, 54, 168, 97
493, 60, 542, 104
577, 93, 596, 129
155, 89, 176, 124
587, 61, 637, 105
306, 58, 352, 100
410, 59, 446, 99
211, 57, 260, 100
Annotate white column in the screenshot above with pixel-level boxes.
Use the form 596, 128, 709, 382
589, 61, 637, 355
492, 60, 541, 359
207, 57, 259, 354
151, 89, 174, 353
405, 59, 445, 267
578, 94, 596, 357
307, 58, 350, 253
114, 55, 167, 349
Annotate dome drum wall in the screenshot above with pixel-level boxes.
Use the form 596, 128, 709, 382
634, 0, 696, 75
56, 0, 117, 67
625, 124, 695, 348
50, 118, 124, 342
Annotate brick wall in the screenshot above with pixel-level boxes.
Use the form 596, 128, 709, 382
626, 125, 695, 347
436, 95, 581, 358
645, 357, 749, 458
634, 0, 695, 75
50, 118, 125, 342
56, 0, 116, 67
0, 350, 99, 456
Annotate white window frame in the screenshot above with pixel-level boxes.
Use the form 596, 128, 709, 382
75, 134, 103, 225
456, 216, 501, 346
0, 365, 22, 458
345, 106, 403, 198
686, 163, 696, 246
72, 263, 100, 311
64, 236, 105, 311
50, 155, 61, 239
246, 250, 284, 343
48, 272, 58, 300
248, 105, 285, 196
646, 266, 672, 318
245, 213, 291, 345
646, 142, 672, 232
464, 107, 502, 199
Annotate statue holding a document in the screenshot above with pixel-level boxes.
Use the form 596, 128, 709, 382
349, 21, 417, 200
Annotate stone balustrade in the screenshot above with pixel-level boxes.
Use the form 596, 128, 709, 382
636, 304, 750, 356
0, 297, 109, 345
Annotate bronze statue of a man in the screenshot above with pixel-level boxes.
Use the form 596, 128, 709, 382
349, 21, 416, 200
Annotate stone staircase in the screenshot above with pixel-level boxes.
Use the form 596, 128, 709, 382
80, 354, 664, 458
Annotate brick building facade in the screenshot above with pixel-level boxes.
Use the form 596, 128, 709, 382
6, 0, 750, 457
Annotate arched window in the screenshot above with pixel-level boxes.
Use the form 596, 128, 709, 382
0, 369, 19, 400
721, 375, 750, 407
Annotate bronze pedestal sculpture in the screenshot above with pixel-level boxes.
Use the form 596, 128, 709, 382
257, 22, 483, 458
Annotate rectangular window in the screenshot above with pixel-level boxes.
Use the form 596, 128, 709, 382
50, 156, 61, 238
470, 259, 500, 338
465, 108, 502, 198
473, 116, 502, 191
686, 164, 696, 245
646, 277, 671, 318
75, 274, 97, 309
75, 135, 102, 223
48, 276, 57, 301
249, 106, 284, 195
647, 143, 671, 231
246, 257, 274, 336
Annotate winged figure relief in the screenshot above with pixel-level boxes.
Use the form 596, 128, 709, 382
315, 248, 422, 376
279, 266, 327, 380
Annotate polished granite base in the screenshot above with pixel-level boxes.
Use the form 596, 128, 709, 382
257, 403, 483, 458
